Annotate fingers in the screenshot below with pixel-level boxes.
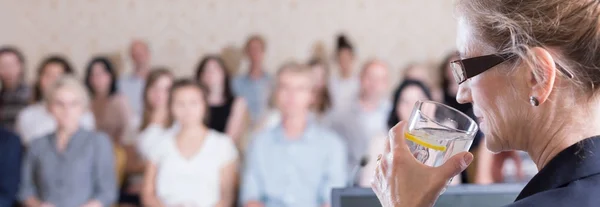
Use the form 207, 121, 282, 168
388, 121, 409, 153
438, 152, 474, 179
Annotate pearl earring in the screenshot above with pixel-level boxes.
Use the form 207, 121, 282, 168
530, 96, 539, 106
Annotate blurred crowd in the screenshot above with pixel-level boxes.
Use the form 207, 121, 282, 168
0, 34, 534, 207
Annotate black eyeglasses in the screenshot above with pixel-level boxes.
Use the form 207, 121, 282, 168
450, 53, 574, 84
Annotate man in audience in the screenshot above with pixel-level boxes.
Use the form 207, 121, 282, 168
329, 59, 391, 182
0, 127, 22, 207
241, 62, 347, 207
120, 40, 151, 119
232, 35, 271, 124
0, 47, 31, 131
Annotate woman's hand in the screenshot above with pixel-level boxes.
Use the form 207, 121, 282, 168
371, 122, 474, 207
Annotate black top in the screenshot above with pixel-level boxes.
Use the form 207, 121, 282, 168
507, 136, 600, 206
208, 97, 234, 133
0, 128, 22, 207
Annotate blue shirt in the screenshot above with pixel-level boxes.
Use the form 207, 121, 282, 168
0, 128, 22, 207
19, 129, 117, 207
119, 74, 145, 118
507, 136, 600, 207
231, 73, 271, 123
240, 122, 348, 207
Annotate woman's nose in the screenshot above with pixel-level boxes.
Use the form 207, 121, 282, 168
456, 83, 472, 104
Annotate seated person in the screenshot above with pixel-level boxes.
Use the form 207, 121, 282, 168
18, 76, 116, 207
241, 62, 347, 207
142, 80, 238, 207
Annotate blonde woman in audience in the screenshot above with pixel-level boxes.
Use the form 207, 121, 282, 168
18, 76, 116, 207
360, 79, 433, 187
16, 56, 96, 146
142, 79, 238, 207
196, 55, 248, 144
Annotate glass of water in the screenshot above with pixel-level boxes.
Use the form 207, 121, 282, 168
405, 100, 478, 167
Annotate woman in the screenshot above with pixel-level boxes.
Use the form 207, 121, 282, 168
84, 56, 130, 189
359, 79, 432, 187
0, 46, 31, 131
329, 34, 359, 112
309, 58, 332, 118
142, 80, 238, 207
18, 76, 116, 207
15, 55, 95, 146
373, 0, 600, 206
119, 68, 174, 207
85, 56, 131, 144
195, 55, 248, 143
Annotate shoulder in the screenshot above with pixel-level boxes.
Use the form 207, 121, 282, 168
207, 130, 234, 145
28, 133, 52, 153
18, 104, 43, 119
84, 130, 112, 145
247, 128, 276, 149
312, 125, 345, 147
509, 175, 600, 207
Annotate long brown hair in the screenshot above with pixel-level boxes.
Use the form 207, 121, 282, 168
308, 58, 332, 114
139, 68, 173, 131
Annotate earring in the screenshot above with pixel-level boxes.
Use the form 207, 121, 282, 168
530, 96, 539, 106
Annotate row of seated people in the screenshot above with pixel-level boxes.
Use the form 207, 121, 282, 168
0, 35, 525, 207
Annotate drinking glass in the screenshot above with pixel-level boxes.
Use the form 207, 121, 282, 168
405, 100, 478, 167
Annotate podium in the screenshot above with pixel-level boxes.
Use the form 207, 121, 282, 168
332, 184, 524, 207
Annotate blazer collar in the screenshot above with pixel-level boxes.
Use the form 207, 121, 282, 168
516, 136, 600, 201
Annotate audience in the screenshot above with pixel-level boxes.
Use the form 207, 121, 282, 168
18, 76, 116, 207
328, 34, 359, 113
241, 62, 347, 207
0, 47, 31, 131
120, 40, 151, 121
196, 55, 248, 144
0, 127, 22, 207
142, 79, 238, 207
232, 35, 271, 124
329, 59, 391, 180
360, 79, 432, 187
402, 63, 443, 101
15, 56, 96, 146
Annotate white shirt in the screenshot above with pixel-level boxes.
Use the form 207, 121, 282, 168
15, 103, 96, 146
136, 123, 180, 161
152, 130, 238, 207
328, 73, 359, 114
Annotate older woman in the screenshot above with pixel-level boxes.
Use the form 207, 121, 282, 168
373, 0, 600, 206
19, 76, 116, 207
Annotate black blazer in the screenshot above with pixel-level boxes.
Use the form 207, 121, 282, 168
508, 136, 600, 206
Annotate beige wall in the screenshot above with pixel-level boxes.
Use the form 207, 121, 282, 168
0, 0, 457, 85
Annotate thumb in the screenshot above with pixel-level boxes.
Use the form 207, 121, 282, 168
438, 152, 474, 179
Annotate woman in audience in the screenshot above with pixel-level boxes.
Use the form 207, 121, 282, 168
142, 79, 238, 207
15, 55, 95, 146
84, 56, 130, 188
0, 46, 31, 131
118, 68, 174, 207
359, 79, 432, 187
402, 63, 443, 101
329, 34, 359, 112
195, 55, 248, 144
18, 76, 116, 207
309, 58, 332, 119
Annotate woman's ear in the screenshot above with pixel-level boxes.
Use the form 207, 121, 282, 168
527, 47, 556, 105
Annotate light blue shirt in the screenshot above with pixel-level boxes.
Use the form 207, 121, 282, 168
231, 73, 271, 123
240, 122, 348, 207
119, 74, 145, 117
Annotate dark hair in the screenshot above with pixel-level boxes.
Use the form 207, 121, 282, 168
308, 58, 332, 114
0, 46, 25, 65
440, 51, 460, 96
33, 55, 75, 102
168, 79, 211, 126
387, 79, 433, 129
139, 68, 173, 131
84, 56, 118, 97
336, 34, 354, 55
195, 55, 234, 101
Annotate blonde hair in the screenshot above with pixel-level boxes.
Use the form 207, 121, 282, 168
268, 61, 314, 108
457, 0, 600, 97
45, 75, 90, 106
